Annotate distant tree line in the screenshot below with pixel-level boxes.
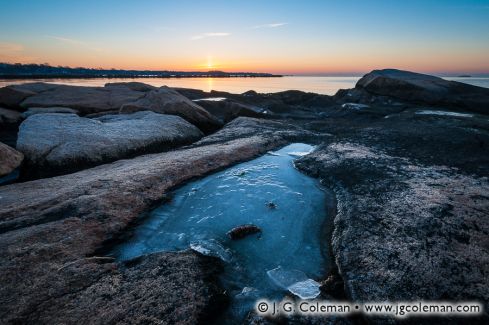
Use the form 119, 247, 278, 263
0, 63, 281, 78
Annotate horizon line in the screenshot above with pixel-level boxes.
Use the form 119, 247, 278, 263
1, 62, 489, 77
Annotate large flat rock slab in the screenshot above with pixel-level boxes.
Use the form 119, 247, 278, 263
296, 142, 489, 320
16, 251, 222, 324
17, 111, 203, 178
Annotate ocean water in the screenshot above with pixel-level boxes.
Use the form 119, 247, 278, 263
444, 77, 489, 89
111, 143, 330, 322
1, 76, 487, 95
0, 76, 359, 95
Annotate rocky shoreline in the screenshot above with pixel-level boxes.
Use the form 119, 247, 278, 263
0, 69, 488, 324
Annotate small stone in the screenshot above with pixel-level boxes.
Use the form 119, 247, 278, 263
227, 224, 261, 240
266, 201, 277, 209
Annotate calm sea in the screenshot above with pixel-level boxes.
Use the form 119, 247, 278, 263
0, 76, 488, 95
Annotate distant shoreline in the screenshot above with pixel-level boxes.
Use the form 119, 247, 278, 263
0, 63, 282, 79
0, 74, 283, 80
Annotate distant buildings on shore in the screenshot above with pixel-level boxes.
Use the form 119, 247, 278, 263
0, 63, 281, 79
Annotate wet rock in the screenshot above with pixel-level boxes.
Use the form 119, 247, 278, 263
227, 224, 262, 240
17, 111, 203, 178
354, 69, 489, 113
0, 142, 23, 177
21, 106, 79, 118
0, 107, 22, 124
120, 86, 222, 133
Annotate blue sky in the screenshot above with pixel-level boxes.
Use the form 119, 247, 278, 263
0, 0, 488, 74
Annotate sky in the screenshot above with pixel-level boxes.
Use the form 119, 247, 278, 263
0, 0, 488, 75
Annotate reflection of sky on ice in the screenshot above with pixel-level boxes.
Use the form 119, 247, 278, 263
112, 143, 330, 321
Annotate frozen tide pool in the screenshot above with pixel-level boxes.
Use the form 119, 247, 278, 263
112, 143, 331, 321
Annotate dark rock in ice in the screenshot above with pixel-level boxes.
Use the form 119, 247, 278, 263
227, 224, 262, 240
266, 201, 277, 209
